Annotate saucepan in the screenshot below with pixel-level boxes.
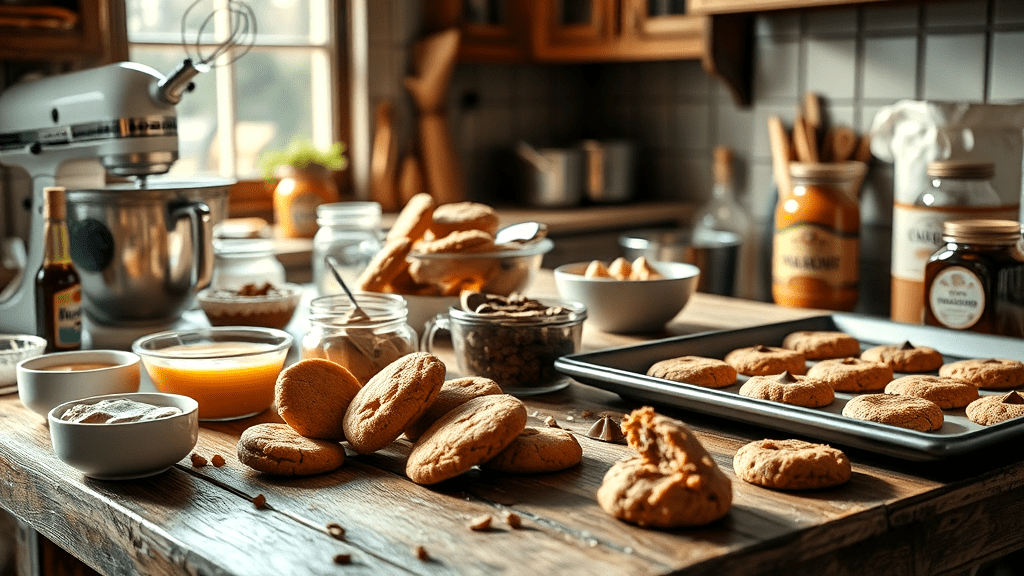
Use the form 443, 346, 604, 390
516, 141, 585, 208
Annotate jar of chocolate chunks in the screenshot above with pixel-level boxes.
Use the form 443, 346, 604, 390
923, 219, 1024, 337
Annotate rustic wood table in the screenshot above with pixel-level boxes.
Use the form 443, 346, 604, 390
3, 271, 1024, 576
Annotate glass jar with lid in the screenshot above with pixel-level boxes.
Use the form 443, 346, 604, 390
312, 202, 383, 296
301, 292, 417, 384
211, 238, 287, 291
923, 219, 1024, 337
891, 161, 1018, 324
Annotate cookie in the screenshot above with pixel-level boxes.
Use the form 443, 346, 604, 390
725, 344, 806, 376
483, 427, 583, 474
646, 356, 737, 388
939, 358, 1024, 390
343, 352, 446, 454
406, 394, 527, 485
781, 331, 861, 360
884, 375, 979, 409
860, 341, 943, 373
806, 357, 893, 393
356, 237, 412, 292
427, 202, 499, 238
416, 229, 496, 254
738, 371, 834, 408
275, 358, 362, 440
596, 406, 732, 528
404, 376, 503, 441
584, 260, 611, 278
733, 439, 851, 490
386, 192, 435, 243
965, 391, 1024, 426
607, 257, 632, 280
237, 423, 346, 476
841, 393, 944, 431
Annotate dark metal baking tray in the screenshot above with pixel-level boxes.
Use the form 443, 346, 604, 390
555, 313, 1024, 461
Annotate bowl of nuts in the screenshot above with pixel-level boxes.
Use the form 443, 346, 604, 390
197, 282, 303, 330
421, 292, 587, 396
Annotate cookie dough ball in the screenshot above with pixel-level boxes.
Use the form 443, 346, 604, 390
646, 356, 737, 388
861, 342, 943, 373
276, 358, 362, 440
841, 393, 944, 432
782, 330, 861, 360
884, 375, 978, 409
725, 344, 806, 376
939, 358, 1024, 390
806, 357, 893, 393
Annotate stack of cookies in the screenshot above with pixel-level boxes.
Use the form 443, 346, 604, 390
236, 352, 583, 482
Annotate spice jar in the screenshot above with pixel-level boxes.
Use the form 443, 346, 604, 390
273, 164, 339, 238
311, 202, 383, 296
891, 161, 1017, 324
301, 292, 417, 384
772, 161, 865, 311
923, 219, 1024, 337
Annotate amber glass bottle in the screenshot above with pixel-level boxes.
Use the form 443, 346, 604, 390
273, 164, 339, 238
772, 162, 865, 311
923, 219, 1024, 337
35, 186, 82, 352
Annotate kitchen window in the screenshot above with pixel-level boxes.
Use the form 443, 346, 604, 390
125, 0, 346, 187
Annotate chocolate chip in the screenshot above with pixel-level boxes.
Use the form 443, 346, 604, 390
190, 453, 207, 467
253, 494, 267, 509
586, 415, 625, 444
774, 371, 798, 384
333, 554, 351, 565
327, 523, 346, 540
467, 515, 492, 531
1001, 391, 1024, 405
898, 341, 915, 350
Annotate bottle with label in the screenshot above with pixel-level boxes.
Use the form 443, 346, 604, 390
35, 186, 82, 352
891, 161, 1017, 324
923, 219, 1024, 337
692, 146, 751, 297
772, 161, 865, 311
273, 164, 340, 238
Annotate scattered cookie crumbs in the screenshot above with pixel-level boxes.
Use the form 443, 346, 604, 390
414, 545, 429, 561
333, 554, 351, 565
327, 523, 346, 540
565, 415, 574, 422
468, 515, 492, 531
211, 454, 226, 467
544, 416, 560, 428
253, 494, 267, 509
531, 411, 540, 418
189, 453, 207, 467
503, 511, 522, 529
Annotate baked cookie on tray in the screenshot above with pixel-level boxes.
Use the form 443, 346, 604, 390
237, 423, 346, 476
596, 407, 732, 528
939, 358, 1024, 390
483, 427, 583, 474
860, 341, 943, 373
725, 345, 806, 376
733, 439, 851, 490
782, 331, 861, 360
841, 393, 944, 432
806, 357, 893, 393
646, 356, 737, 388
884, 375, 979, 409
965, 391, 1024, 426
738, 371, 834, 408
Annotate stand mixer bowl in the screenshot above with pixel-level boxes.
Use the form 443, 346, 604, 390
66, 179, 231, 326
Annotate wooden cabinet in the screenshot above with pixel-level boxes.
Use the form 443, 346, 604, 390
0, 0, 127, 65
686, 0, 891, 15
426, 0, 707, 64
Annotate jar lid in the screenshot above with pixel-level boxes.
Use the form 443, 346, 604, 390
927, 161, 995, 179
316, 201, 383, 225
942, 219, 1022, 245
789, 161, 866, 182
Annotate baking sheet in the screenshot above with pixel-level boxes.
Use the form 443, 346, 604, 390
555, 313, 1024, 461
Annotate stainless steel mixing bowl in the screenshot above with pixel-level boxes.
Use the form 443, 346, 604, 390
66, 179, 231, 325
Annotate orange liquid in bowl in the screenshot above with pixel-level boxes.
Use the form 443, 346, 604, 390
142, 342, 286, 420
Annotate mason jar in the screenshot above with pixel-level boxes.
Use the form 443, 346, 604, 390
301, 292, 416, 384
312, 202, 383, 296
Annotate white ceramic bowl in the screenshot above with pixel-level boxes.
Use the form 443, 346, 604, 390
553, 261, 700, 333
48, 392, 199, 480
17, 350, 141, 417
1, 334, 46, 388
403, 294, 461, 337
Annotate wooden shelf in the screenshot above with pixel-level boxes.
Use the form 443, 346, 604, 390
0, 0, 126, 65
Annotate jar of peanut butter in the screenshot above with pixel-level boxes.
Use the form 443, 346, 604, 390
301, 292, 416, 384
923, 219, 1024, 337
772, 161, 865, 311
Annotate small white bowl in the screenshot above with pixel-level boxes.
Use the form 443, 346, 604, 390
1, 334, 46, 388
17, 350, 141, 418
48, 392, 199, 480
554, 260, 700, 333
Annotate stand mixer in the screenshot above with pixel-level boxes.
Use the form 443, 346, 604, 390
0, 60, 209, 338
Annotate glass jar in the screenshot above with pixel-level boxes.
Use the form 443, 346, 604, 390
891, 161, 1017, 324
312, 202, 383, 296
772, 161, 865, 311
301, 292, 417, 384
211, 238, 286, 291
273, 164, 340, 239
924, 219, 1024, 337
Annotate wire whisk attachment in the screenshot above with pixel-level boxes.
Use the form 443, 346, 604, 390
180, 0, 256, 68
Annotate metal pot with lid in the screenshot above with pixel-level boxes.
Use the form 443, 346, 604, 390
66, 178, 231, 326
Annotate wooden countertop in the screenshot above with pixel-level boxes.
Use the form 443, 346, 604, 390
2, 274, 1024, 575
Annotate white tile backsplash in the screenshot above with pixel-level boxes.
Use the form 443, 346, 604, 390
805, 38, 858, 100
755, 12, 802, 38
994, 0, 1024, 24
863, 4, 920, 32
863, 36, 918, 101
671, 103, 712, 152
806, 7, 859, 36
754, 37, 801, 101
925, 0, 990, 28
923, 34, 987, 101
989, 31, 1024, 102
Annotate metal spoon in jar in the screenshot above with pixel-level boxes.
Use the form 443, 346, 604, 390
324, 256, 370, 322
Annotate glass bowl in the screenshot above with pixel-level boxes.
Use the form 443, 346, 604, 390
405, 238, 553, 296
1, 334, 46, 388
197, 282, 303, 330
132, 327, 292, 421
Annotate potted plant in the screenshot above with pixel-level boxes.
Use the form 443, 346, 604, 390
259, 139, 348, 239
